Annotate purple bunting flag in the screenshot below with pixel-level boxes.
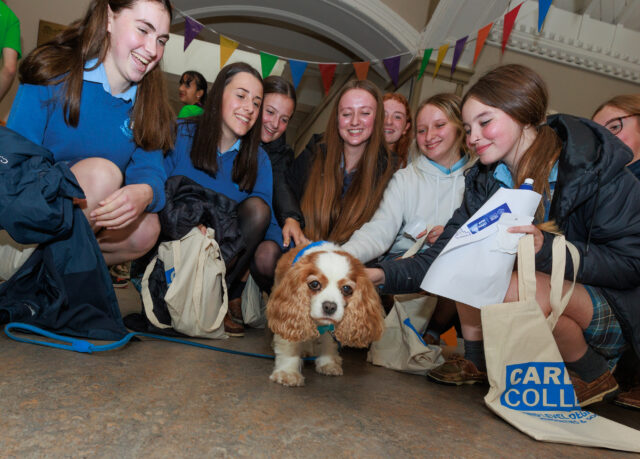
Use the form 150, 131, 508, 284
184, 16, 204, 51
451, 36, 468, 75
383, 56, 401, 87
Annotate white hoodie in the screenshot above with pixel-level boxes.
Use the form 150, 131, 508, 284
342, 153, 474, 263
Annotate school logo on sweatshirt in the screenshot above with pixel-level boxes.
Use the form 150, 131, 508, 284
120, 118, 133, 139
501, 362, 579, 411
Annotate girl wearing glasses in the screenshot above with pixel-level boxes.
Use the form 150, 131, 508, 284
592, 95, 640, 179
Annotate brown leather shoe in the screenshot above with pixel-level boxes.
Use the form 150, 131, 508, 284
223, 312, 244, 337
568, 370, 619, 408
427, 355, 487, 385
228, 297, 243, 324
614, 385, 640, 410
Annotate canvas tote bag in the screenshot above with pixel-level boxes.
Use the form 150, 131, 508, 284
482, 234, 640, 452
0, 230, 36, 281
142, 227, 228, 339
240, 273, 267, 329
367, 234, 446, 375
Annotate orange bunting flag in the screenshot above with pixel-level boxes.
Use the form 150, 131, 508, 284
433, 43, 450, 79
220, 35, 239, 68
474, 23, 493, 66
353, 62, 370, 80
502, 2, 523, 54
318, 63, 337, 95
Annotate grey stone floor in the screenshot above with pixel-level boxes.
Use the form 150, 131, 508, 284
1, 285, 639, 458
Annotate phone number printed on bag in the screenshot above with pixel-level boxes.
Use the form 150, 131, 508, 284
501, 362, 579, 411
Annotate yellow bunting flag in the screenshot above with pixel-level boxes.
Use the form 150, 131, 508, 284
220, 35, 239, 68
433, 43, 450, 79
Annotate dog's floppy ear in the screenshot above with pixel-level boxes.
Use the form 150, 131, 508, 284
334, 255, 385, 348
267, 252, 319, 342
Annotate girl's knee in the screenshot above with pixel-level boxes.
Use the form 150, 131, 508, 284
129, 213, 160, 256
72, 158, 123, 203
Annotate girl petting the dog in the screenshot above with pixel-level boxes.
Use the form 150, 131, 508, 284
164, 62, 281, 337
6, 0, 174, 267
368, 64, 640, 408
342, 93, 474, 344
286, 79, 395, 245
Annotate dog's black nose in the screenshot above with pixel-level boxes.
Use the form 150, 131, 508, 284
322, 301, 337, 316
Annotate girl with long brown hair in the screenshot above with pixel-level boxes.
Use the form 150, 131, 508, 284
368, 64, 640, 408
286, 79, 394, 245
6, 0, 175, 267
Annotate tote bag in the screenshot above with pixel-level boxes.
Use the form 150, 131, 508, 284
367, 292, 444, 375
482, 234, 640, 452
142, 227, 228, 339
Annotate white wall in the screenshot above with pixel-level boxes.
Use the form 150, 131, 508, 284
1, 0, 92, 121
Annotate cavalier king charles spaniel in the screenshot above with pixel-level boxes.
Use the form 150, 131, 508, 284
266, 242, 385, 387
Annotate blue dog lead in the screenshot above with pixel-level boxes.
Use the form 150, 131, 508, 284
4, 322, 320, 360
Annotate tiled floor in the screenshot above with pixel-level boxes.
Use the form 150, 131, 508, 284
1, 285, 639, 457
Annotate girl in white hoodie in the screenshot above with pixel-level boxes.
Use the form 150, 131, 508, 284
342, 93, 474, 264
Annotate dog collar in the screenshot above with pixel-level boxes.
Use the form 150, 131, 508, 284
317, 324, 335, 335
292, 240, 329, 265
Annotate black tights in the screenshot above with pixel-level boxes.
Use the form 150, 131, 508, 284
226, 197, 270, 298
250, 240, 283, 293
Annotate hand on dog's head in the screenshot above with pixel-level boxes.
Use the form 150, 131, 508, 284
266, 243, 385, 347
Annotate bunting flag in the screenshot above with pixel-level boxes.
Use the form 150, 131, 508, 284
288, 59, 308, 89
383, 56, 401, 87
260, 52, 279, 78
183, 16, 204, 51
433, 43, 450, 79
353, 61, 370, 80
318, 63, 337, 95
418, 48, 433, 80
219, 35, 239, 68
502, 2, 524, 54
538, 0, 553, 32
451, 36, 468, 75
474, 23, 493, 66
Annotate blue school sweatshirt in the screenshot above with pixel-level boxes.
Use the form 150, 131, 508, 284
164, 121, 283, 245
7, 60, 166, 212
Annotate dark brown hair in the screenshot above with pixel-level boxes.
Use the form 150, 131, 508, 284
263, 75, 296, 111
189, 62, 263, 191
462, 64, 561, 221
301, 79, 393, 244
180, 70, 208, 106
19, 0, 174, 152
383, 92, 412, 167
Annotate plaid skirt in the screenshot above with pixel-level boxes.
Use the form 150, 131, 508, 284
583, 285, 628, 370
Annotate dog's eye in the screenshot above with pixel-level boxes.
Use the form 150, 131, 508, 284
308, 280, 321, 291
341, 285, 353, 296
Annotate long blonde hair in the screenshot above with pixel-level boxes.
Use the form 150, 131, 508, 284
301, 80, 394, 243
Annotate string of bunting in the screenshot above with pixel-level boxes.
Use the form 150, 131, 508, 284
176, 0, 553, 94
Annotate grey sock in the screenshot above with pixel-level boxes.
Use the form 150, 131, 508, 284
464, 339, 486, 372
565, 347, 608, 382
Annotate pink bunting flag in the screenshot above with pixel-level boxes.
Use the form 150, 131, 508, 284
502, 2, 523, 54
451, 36, 468, 75
474, 23, 493, 66
184, 16, 204, 51
383, 56, 401, 87
318, 64, 337, 95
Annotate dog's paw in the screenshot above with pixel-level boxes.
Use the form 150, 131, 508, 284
270, 370, 305, 387
315, 360, 343, 376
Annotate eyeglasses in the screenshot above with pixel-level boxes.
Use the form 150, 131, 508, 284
604, 114, 638, 136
